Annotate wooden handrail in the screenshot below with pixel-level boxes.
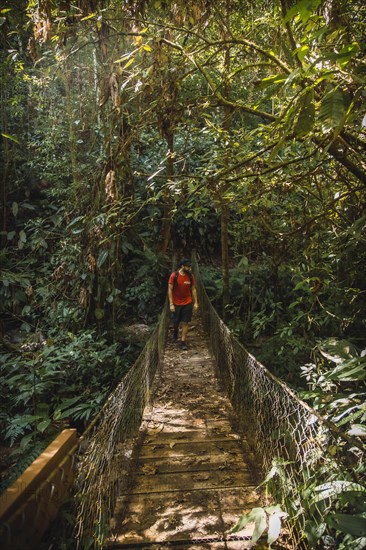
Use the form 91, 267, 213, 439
0, 428, 78, 550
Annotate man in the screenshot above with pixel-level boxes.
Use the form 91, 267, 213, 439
168, 259, 198, 350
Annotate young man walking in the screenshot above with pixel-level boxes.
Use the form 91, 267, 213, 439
168, 259, 198, 350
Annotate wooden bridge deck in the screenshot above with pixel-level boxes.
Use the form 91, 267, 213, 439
108, 321, 263, 549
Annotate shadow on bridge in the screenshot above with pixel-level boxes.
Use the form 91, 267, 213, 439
108, 319, 262, 548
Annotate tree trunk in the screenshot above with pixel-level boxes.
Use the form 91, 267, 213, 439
64, 69, 78, 201
160, 130, 174, 254
221, 200, 230, 317
221, 6, 231, 319
1, 67, 9, 248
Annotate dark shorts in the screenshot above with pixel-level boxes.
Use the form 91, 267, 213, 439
172, 303, 193, 325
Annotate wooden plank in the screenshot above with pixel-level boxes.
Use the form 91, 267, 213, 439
138, 439, 245, 459
142, 428, 241, 444
142, 412, 231, 431
108, 539, 253, 549
135, 452, 249, 474
111, 486, 260, 546
116, 486, 259, 514
129, 467, 254, 494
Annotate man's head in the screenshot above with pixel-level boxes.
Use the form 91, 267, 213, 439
178, 258, 191, 272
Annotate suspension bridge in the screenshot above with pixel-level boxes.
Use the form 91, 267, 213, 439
108, 320, 261, 548
0, 256, 363, 549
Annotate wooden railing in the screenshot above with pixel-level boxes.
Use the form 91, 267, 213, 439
0, 428, 78, 550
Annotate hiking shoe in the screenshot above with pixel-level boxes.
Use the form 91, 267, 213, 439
180, 341, 188, 350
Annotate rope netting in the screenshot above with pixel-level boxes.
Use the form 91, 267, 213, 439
192, 254, 365, 548
72, 300, 169, 548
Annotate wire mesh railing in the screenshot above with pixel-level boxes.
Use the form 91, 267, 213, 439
192, 254, 365, 549
72, 299, 170, 549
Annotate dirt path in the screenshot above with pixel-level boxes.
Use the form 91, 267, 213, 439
108, 319, 262, 549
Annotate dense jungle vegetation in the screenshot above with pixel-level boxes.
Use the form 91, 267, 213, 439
0, 0, 365, 547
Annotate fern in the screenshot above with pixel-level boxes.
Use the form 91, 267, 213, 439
4, 414, 40, 445
0, 439, 49, 493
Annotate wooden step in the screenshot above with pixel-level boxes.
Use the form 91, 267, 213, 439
110, 486, 260, 547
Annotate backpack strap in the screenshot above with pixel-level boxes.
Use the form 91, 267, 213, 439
173, 271, 179, 289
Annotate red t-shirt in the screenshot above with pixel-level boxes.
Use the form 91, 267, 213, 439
169, 271, 195, 306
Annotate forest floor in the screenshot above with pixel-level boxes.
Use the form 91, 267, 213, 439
108, 316, 273, 549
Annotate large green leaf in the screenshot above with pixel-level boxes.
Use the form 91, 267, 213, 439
231, 507, 266, 540
251, 507, 267, 544
347, 424, 366, 437
293, 89, 315, 137
304, 520, 327, 546
318, 338, 358, 364
37, 419, 51, 432
296, 44, 309, 62
311, 481, 366, 504
97, 249, 109, 268
258, 74, 287, 89
284, 0, 321, 24
231, 511, 255, 533
326, 357, 366, 382
327, 513, 366, 537
318, 88, 349, 129
321, 43, 360, 68
267, 506, 287, 546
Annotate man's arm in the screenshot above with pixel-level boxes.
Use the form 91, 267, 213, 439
192, 286, 198, 310
168, 283, 175, 311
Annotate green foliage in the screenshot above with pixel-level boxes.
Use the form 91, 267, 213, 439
123, 248, 170, 320
0, 327, 137, 491
283, 0, 322, 25
295, 339, 366, 545
200, 266, 223, 309
318, 87, 350, 130
299, 338, 366, 438
1, 1, 365, 547
305, 479, 366, 547
0, 439, 48, 494
252, 454, 366, 549
293, 89, 315, 137
231, 504, 287, 548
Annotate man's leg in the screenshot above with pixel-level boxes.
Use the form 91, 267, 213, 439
180, 303, 193, 349
181, 322, 189, 342
172, 306, 181, 341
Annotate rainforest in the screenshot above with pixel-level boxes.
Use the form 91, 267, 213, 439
0, 1, 365, 548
